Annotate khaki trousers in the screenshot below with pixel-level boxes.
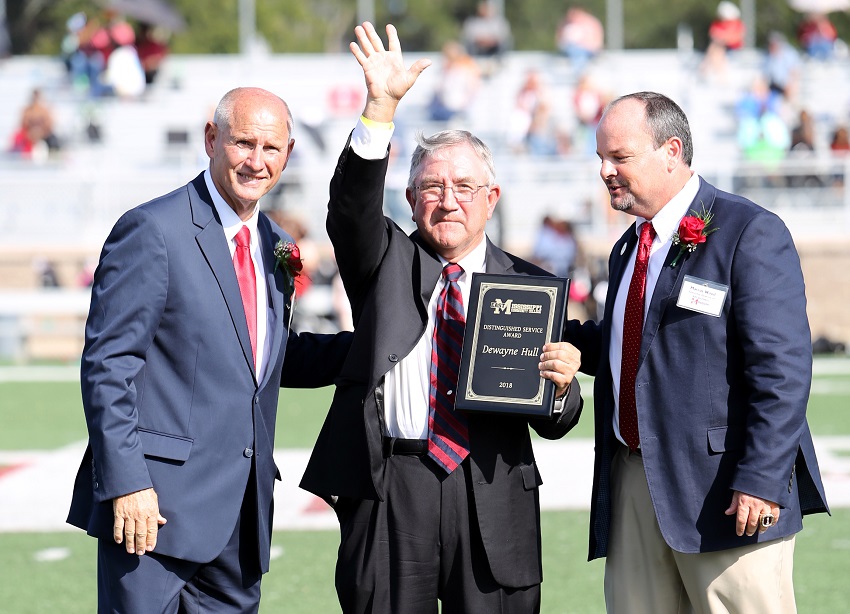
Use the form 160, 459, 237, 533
604, 446, 797, 614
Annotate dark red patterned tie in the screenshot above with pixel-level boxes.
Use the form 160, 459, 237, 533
427, 263, 470, 473
233, 226, 257, 364
619, 222, 656, 451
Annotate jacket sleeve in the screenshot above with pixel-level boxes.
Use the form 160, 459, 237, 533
529, 378, 583, 440
280, 330, 353, 388
326, 140, 393, 319
80, 208, 167, 503
727, 210, 813, 507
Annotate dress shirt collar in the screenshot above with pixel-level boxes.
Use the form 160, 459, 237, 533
633, 172, 700, 244
437, 235, 488, 277
204, 168, 261, 247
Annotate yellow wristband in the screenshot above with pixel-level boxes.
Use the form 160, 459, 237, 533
359, 115, 394, 131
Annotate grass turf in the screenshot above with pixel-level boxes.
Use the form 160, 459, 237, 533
1, 510, 847, 613
0, 362, 847, 611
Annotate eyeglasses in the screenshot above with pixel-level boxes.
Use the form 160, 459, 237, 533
414, 182, 490, 204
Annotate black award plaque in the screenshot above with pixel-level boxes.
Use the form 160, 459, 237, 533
455, 273, 570, 418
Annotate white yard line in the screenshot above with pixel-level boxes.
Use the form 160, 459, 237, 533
1, 437, 848, 533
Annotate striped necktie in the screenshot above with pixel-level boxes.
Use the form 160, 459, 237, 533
427, 263, 470, 473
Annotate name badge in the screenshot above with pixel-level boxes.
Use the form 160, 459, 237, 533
676, 275, 728, 317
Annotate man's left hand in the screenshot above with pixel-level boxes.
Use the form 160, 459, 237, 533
725, 490, 780, 537
539, 342, 581, 399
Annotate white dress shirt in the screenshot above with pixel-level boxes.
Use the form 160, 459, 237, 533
609, 172, 700, 446
204, 169, 273, 383
351, 118, 490, 439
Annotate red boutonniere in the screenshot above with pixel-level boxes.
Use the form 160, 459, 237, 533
273, 240, 304, 296
670, 205, 718, 268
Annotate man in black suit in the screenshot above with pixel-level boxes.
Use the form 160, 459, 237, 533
300, 23, 583, 613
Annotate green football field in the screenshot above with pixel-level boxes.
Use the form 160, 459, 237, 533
1, 359, 848, 613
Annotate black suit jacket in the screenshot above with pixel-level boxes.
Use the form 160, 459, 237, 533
300, 144, 583, 588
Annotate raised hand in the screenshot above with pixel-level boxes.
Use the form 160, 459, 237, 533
350, 22, 431, 123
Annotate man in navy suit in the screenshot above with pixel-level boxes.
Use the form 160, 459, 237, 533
567, 91, 829, 612
67, 87, 350, 612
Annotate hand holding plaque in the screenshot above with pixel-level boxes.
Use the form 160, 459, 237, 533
455, 273, 570, 417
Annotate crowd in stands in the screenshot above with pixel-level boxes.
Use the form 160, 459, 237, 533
5, 2, 850, 326
61, 9, 170, 100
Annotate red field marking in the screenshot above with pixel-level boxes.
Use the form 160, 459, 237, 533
0, 463, 28, 479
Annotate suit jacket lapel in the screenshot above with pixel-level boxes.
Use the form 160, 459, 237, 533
257, 215, 287, 389
604, 225, 638, 330
640, 179, 718, 364
190, 174, 257, 380
484, 238, 518, 274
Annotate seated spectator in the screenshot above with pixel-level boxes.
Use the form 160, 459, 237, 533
10, 88, 60, 161
507, 69, 559, 156
555, 7, 604, 74
21, 88, 61, 151
790, 109, 816, 154
830, 125, 850, 155
701, 2, 745, 80
136, 23, 170, 85
709, 1, 745, 51
462, 1, 512, 59
736, 76, 790, 163
103, 21, 146, 99
531, 216, 577, 278
797, 12, 837, 60
573, 73, 607, 155
428, 41, 480, 122
764, 31, 801, 101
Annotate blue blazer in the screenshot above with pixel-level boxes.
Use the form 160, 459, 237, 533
68, 173, 349, 572
567, 178, 829, 560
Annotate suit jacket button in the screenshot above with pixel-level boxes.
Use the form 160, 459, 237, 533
243, 447, 254, 458
388, 354, 398, 362
93, 481, 99, 489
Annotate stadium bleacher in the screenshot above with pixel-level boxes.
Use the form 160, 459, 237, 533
1, 47, 848, 360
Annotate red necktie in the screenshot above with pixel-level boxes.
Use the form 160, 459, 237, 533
619, 222, 656, 451
233, 226, 257, 364
427, 263, 470, 473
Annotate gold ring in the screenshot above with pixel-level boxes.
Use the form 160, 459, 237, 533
759, 513, 775, 528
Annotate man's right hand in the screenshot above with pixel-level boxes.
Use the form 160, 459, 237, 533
350, 22, 431, 123
113, 487, 167, 555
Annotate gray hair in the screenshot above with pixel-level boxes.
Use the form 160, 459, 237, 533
407, 130, 496, 189
213, 87, 294, 138
607, 91, 693, 166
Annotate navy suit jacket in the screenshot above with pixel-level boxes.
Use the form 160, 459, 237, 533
300, 144, 583, 588
567, 177, 829, 561
68, 173, 349, 573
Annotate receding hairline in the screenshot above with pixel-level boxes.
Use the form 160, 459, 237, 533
213, 87, 294, 137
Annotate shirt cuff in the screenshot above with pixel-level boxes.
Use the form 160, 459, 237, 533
552, 384, 571, 415
351, 116, 395, 160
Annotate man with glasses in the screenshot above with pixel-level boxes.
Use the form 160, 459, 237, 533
300, 22, 584, 612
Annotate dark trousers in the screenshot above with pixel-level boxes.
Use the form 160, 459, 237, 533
334, 453, 540, 614
97, 482, 262, 613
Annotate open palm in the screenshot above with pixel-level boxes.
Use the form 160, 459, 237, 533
351, 22, 431, 115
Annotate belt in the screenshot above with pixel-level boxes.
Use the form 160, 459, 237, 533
382, 436, 428, 457
619, 441, 642, 457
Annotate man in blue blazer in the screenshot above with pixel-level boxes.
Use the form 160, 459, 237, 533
567, 91, 829, 612
67, 87, 350, 612
300, 23, 583, 612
